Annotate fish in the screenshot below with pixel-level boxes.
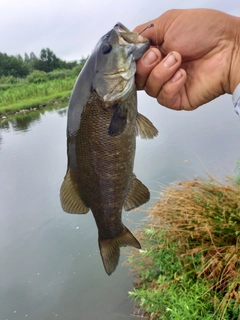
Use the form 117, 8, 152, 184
60, 22, 158, 275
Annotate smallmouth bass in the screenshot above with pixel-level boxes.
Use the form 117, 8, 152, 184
60, 23, 158, 275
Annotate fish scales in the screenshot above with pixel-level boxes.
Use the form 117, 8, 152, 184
71, 90, 137, 239
60, 22, 158, 275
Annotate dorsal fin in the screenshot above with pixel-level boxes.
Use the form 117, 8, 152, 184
60, 169, 89, 214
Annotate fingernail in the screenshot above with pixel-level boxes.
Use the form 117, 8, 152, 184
164, 53, 177, 68
171, 70, 183, 82
143, 49, 158, 65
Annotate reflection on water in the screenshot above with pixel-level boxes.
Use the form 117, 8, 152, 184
57, 108, 68, 117
7, 112, 41, 132
0, 105, 68, 133
0, 94, 239, 320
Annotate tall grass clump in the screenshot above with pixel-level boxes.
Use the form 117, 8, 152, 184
127, 177, 240, 320
0, 78, 74, 107
0, 63, 87, 114
0, 77, 76, 114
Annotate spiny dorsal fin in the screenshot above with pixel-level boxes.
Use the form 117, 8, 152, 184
124, 174, 150, 211
99, 225, 141, 276
60, 169, 89, 214
136, 112, 158, 139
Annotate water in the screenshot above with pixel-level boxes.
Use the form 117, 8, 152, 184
0, 93, 239, 320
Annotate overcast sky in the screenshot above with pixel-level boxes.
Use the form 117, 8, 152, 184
1, 0, 240, 61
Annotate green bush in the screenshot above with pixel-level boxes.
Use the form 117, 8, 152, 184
0, 84, 13, 91
47, 69, 73, 80
0, 75, 17, 84
27, 70, 48, 83
71, 58, 87, 76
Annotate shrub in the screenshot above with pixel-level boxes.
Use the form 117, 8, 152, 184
47, 69, 73, 80
0, 75, 17, 84
127, 177, 240, 320
27, 70, 48, 83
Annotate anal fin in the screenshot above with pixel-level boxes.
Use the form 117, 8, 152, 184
124, 174, 150, 211
99, 225, 141, 276
60, 169, 89, 214
136, 112, 158, 139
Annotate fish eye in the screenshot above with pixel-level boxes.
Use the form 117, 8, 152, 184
101, 43, 112, 54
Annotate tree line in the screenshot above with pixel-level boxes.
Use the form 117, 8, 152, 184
0, 48, 82, 78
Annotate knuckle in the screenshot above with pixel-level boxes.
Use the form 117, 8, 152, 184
157, 92, 166, 106
151, 68, 164, 83
162, 82, 174, 96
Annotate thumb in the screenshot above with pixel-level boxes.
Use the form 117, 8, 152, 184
133, 20, 161, 46
133, 10, 182, 48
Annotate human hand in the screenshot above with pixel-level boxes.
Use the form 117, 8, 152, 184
134, 9, 240, 110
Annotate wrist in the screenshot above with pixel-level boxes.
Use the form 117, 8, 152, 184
228, 15, 240, 94
232, 83, 240, 117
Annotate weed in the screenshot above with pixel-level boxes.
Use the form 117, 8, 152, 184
127, 177, 240, 319
235, 161, 240, 185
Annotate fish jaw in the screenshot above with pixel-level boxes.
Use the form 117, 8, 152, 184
92, 22, 150, 105
114, 22, 150, 61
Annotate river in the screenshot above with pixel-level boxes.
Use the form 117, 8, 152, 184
0, 92, 239, 320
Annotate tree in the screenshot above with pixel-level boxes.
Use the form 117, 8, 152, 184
25, 52, 39, 73
34, 48, 61, 72
0, 52, 29, 77
24, 53, 30, 63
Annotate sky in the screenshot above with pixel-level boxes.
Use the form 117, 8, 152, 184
1, 0, 240, 62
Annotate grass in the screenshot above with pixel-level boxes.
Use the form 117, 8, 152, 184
127, 176, 240, 320
0, 91, 71, 115
0, 77, 75, 115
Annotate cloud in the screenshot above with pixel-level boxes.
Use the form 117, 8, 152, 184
1, 0, 240, 61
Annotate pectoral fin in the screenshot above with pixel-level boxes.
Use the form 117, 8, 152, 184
136, 112, 158, 139
108, 103, 127, 136
124, 174, 150, 211
99, 225, 141, 276
60, 169, 89, 214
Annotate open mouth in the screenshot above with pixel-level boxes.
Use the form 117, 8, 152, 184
114, 22, 140, 45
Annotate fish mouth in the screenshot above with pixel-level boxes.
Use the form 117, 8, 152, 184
102, 23, 150, 103
114, 22, 149, 46
114, 22, 130, 33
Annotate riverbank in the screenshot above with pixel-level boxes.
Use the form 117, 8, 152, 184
0, 92, 70, 119
127, 177, 240, 320
0, 76, 75, 117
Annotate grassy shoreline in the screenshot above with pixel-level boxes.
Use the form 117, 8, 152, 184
127, 177, 240, 320
0, 91, 71, 116
0, 77, 75, 116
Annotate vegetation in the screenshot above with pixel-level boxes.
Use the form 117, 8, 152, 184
0, 77, 75, 114
0, 48, 80, 77
127, 176, 240, 319
0, 49, 87, 115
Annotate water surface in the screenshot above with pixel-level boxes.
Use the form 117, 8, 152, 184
0, 93, 239, 320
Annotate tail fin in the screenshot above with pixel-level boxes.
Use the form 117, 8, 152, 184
98, 225, 141, 276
